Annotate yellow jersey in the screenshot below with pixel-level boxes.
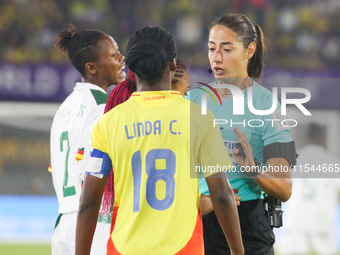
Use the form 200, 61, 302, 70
87, 90, 232, 255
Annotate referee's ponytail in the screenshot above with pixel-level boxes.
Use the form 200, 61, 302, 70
248, 24, 265, 83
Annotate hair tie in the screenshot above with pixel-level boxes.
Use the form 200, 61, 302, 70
250, 22, 257, 41
70, 31, 76, 39
67, 24, 76, 39
252, 22, 257, 40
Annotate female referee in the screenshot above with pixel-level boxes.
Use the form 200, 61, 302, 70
76, 26, 244, 255
187, 13, 297, 255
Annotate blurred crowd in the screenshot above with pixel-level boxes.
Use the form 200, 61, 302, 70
1, 0, 340, 70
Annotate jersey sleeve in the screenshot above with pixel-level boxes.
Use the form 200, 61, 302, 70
199, 109, 233, 178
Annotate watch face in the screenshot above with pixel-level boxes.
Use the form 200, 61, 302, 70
243, 158, 261, 177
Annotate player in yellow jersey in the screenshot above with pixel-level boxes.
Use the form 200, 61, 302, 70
76, 26, 244, 255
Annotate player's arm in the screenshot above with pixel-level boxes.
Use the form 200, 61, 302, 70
76, 174, 108, 255
76, 144, 112, 255
206, 174, 244, 255
200, 189, 240, 215
199, 109, 244, 254
232, 126, 292, 202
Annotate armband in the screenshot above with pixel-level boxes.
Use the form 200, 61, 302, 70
85, 149, 112, 176
263, 141, 297, 168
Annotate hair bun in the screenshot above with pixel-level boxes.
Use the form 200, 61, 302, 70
126, 40, 167, 80
68, 24, 76, 38
125, 26, 177, 82
55, 24, 77, 54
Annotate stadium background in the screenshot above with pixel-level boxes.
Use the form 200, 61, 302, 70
0, 0, 339, 254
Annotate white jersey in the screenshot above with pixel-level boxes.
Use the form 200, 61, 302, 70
50, 82, 108, 214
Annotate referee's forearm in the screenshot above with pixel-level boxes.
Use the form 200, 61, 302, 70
254, 157, 292, 202
254, 176, 292, 202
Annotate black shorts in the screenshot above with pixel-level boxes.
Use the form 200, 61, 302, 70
203, 199, 275, 255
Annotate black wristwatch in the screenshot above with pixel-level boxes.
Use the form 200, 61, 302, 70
243, 158, 262, 177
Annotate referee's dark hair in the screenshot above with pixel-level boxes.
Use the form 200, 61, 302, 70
210, 13, 265, 82
125, 26, 177, 82
55, 24, 106, 77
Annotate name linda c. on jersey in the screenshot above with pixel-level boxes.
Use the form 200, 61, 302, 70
125, 119, 181, 140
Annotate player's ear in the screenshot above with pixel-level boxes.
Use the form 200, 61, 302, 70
170, 58, 177, 72
85, 62, 97, 75
169, 58, 177, 83
246, 42, 256, 60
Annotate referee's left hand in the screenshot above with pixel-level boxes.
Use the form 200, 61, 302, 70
232, 126, 256, 170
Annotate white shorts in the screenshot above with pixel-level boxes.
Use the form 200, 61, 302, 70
90, 221, 111, 255
52, 213, 111, 255
52, 213, 77, 255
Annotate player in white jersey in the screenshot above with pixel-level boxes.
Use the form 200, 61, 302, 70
50, 24, 125, 255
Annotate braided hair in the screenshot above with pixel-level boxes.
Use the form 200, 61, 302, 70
171, 58, 188, 86
125, 26, 177, 82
